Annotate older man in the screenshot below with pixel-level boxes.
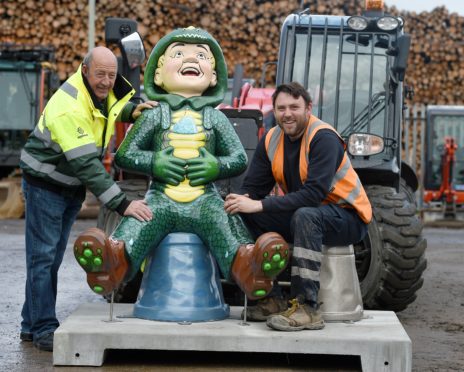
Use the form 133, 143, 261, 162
19, 47, 154, 351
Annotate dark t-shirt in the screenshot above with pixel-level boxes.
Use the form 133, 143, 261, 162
240, 129, 344, 212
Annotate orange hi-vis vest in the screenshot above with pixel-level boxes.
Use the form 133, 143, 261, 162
264, 115, 372, 224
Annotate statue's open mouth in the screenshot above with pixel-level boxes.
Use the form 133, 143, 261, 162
181, 67, 201, 76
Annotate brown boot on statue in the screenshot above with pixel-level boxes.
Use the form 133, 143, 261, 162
74, 227, 128, 296
231, 232, 290, 300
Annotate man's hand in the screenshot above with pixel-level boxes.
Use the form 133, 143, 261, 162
152, 147, 187, 185
224, 193, 263, 214
132, 100, 158, 120
186, 147, 220, 186
124, 200, 153, 222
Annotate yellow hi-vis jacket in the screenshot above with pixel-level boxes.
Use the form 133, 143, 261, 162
20, 65, 135, 210
264, 115, 372, 224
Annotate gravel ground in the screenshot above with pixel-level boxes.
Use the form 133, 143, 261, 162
0, 219, 462, 371
396, 228, 464, 371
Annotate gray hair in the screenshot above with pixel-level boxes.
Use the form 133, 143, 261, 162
82, 50, 93, 68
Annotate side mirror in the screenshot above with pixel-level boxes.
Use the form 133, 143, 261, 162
104, 18, 144, 97
121, 32, 145, 69
105, 17, 137, 44
392, 34, 411, 82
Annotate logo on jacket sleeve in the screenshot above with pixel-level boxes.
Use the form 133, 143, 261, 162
77, 127, 88, 139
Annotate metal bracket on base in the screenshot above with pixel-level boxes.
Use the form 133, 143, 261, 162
102, 291, 122, 323
239, 294, 250, 326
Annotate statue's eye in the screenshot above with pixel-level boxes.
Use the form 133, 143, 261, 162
173, 51, 183, 58
197, 52, 206, 60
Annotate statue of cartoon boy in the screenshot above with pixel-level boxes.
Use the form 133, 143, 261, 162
74, 27, 289, 301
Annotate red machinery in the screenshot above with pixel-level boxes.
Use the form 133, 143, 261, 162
423, 137, 461, 219
424, 137, 458, 211
422, 106, 464, 222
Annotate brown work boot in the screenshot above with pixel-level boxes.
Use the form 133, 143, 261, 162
266, 299, 325, 331
231, 232, 290, 300
74, 227, 128, 296
241, 296, 288, 321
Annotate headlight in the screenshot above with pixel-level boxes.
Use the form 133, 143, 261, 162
348, 133, 384, 156
347, 16, 368, 31
377, 16, 399, 31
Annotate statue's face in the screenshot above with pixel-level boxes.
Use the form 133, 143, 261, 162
154, 42, 217, 98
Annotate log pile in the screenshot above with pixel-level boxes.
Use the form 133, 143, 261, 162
1, 0, 463, 106
400, 6, 464, 105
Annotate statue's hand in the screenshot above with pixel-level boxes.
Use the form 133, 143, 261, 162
152, 147, 187, 185
186, 147, 220, 186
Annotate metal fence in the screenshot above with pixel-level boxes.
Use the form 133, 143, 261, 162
402, 104, 427, 209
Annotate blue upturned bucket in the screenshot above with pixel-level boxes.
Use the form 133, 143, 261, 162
133, 233, 230, 322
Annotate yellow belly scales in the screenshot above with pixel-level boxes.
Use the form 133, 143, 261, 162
164, 112, 206, 203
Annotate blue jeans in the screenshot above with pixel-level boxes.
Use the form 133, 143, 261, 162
21, 179, 82, 339
242, 204, 368, 307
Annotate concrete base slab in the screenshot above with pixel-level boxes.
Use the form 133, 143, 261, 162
53, 303, 411, 371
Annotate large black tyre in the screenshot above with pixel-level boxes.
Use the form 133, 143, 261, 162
355, 184, 427, 312
96, 178, 148, 303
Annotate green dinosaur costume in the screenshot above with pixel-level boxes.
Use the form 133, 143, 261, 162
113, 111, 252, 278
74, 27, 289, 300
115, 27, 254, 279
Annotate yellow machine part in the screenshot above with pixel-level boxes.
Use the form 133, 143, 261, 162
0, 178, 25, 219
0, 177, 100, 219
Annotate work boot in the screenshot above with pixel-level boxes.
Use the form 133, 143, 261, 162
74, 227, 128, 296
231, 232, 289, 300
266, 299, 325, 331
33, 332, 54, 352
20, 332, 33, 342
241, 296, 288, 321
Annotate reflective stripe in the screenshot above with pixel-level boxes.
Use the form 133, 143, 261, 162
21, 150, 82, 186
33, 117, 62, 153
291, 266, 320, 281
340, 177, 362, 206
293, 246, 323, 262
60, 81, 78, 99
21, 149, 55, 174
330, 155, 351, 189
267, 127, 281, 163
304, 119, 324, 148
64, 143, 98, 161
98, 183, 121, 204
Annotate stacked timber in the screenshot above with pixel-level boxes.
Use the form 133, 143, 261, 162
0, 0, 463, 106
400, 6, 464, 105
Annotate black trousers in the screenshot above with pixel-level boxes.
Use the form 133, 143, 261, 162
241, 204, 368, 307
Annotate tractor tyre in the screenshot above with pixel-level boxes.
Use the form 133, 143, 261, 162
400, 177, 417, 205
96, 178, 148, 303
355, 184, 427, 312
